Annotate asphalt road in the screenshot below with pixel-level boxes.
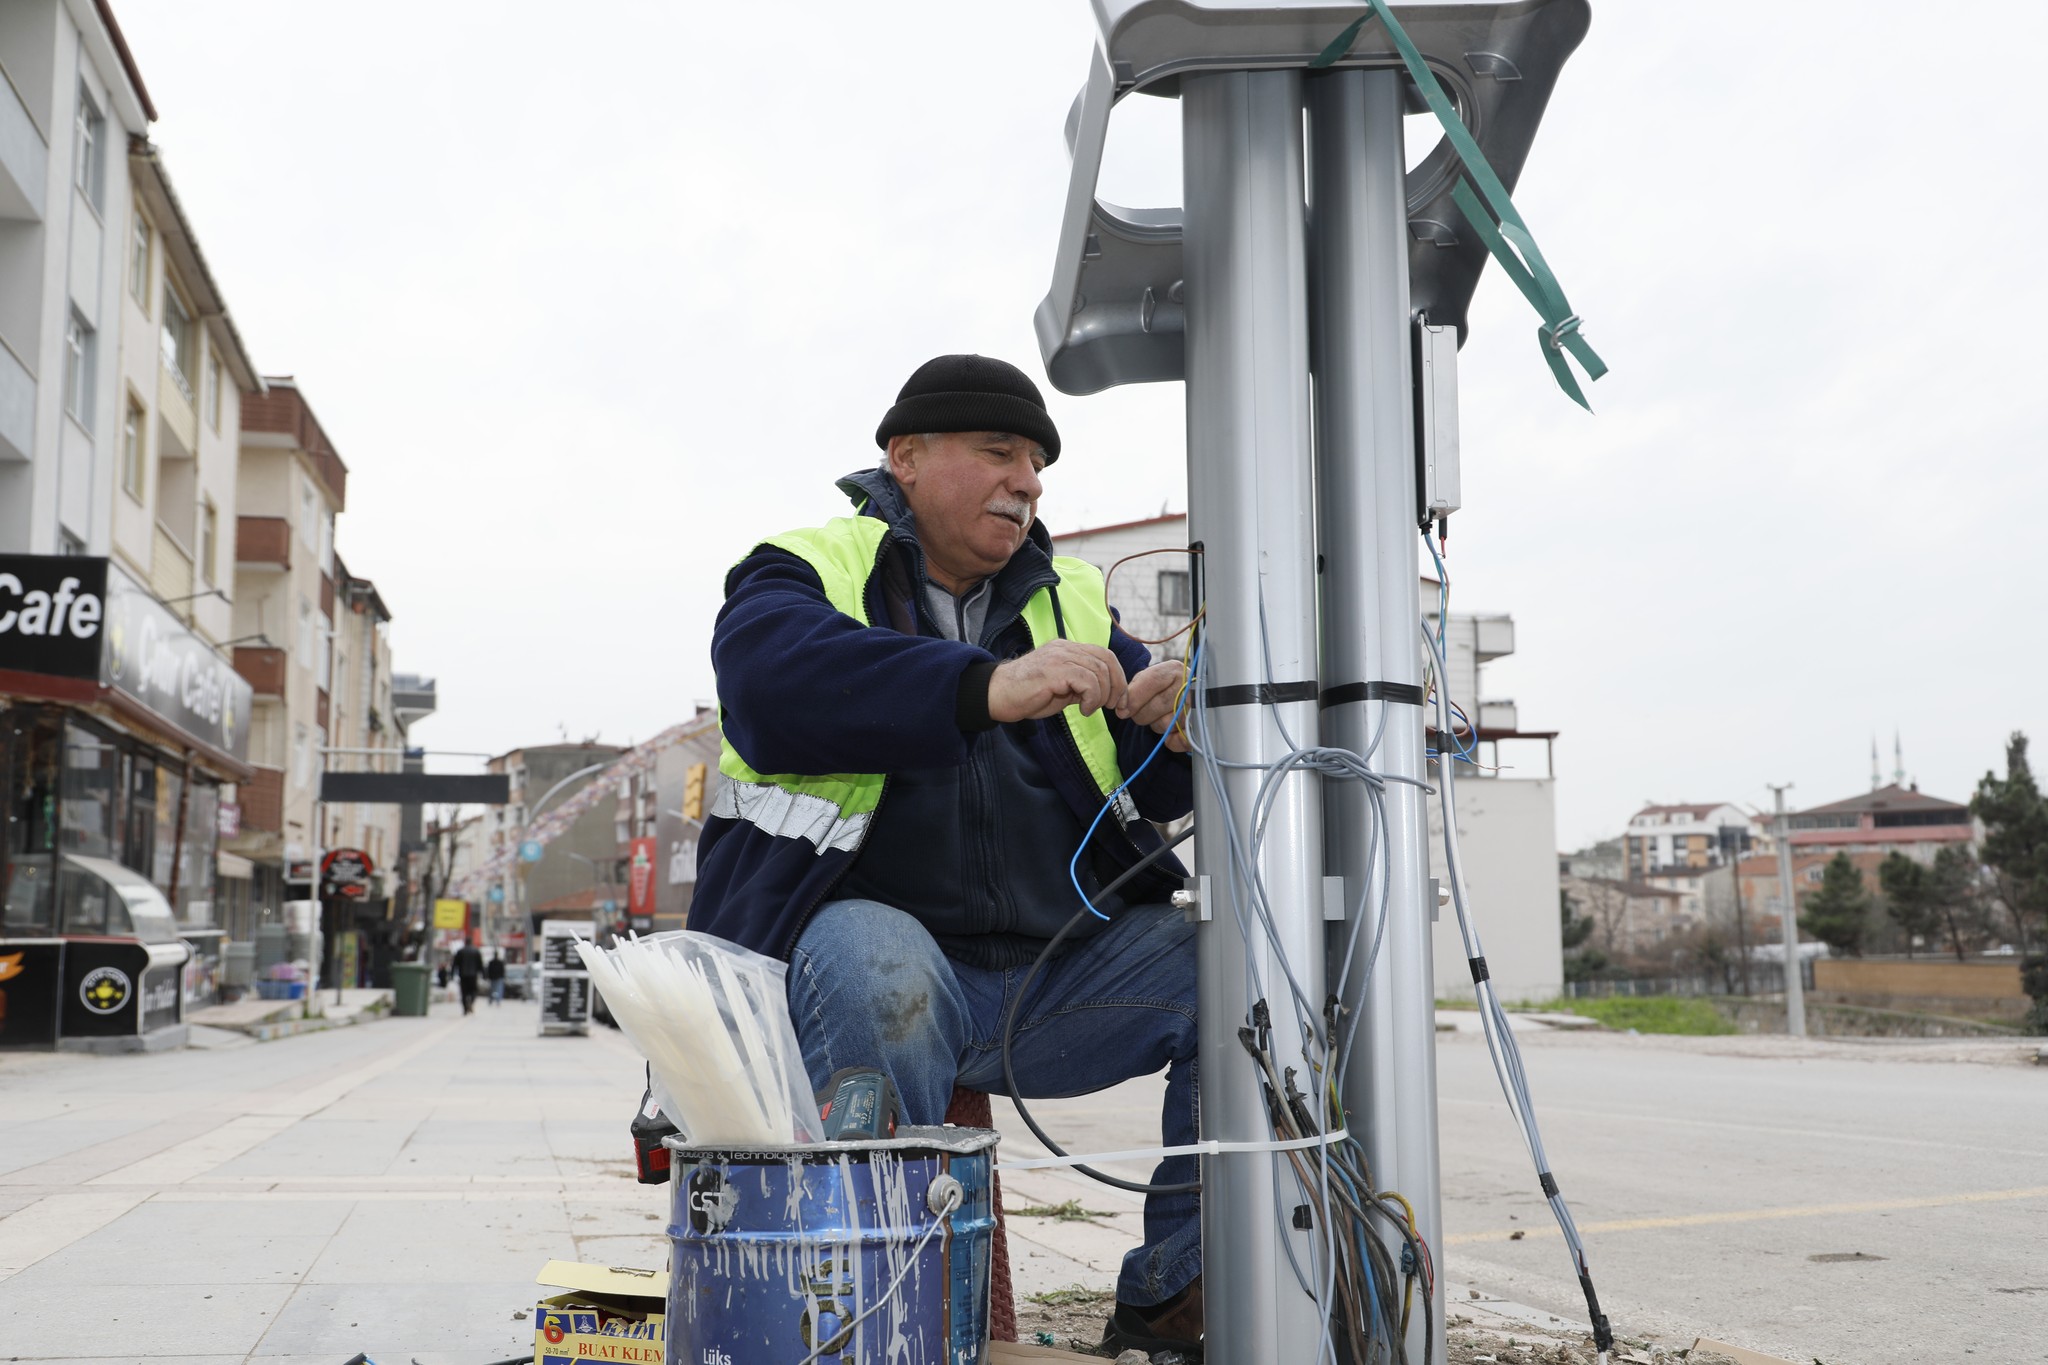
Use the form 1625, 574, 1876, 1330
1434, 1024, 2048, 1364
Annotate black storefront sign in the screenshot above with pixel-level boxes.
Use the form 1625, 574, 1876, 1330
61, 940, 152, 1038
60, 940, 186, 1039
321, 847, 374, 899
0, 556, 108, 679
100, 561, 251, 764
0, 942, 64, 1048
0, 556, 252, 765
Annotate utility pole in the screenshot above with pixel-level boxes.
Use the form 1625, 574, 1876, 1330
1769, 783, 1807, 1036
1729, 836, 1750, 995
1033, 5, 1593, 1359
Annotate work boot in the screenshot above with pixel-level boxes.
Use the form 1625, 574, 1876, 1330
1100, 1277, 1203, 1363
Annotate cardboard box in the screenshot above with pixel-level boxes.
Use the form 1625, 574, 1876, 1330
534, 1259, 667, 1364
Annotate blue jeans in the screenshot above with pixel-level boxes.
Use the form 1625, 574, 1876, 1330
788, 897, 1200, 1308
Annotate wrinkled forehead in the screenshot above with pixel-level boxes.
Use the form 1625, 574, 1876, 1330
937, 430, 1048, 467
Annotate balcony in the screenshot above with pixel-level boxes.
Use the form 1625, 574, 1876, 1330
0, 334, 32, 461
319, 571, 334, 619
233, 646, 286, 697
236, 515, 290, 570
0, 66, 45, 222
392, 674, 437, 728
239, 766, 285, 833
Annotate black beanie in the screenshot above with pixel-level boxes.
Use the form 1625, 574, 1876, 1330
874, 354, 1062, 463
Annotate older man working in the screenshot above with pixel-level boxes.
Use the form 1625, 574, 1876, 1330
690, 353, 1204, 1358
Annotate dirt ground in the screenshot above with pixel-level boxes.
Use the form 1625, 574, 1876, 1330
1008, 1293, 1744, 1365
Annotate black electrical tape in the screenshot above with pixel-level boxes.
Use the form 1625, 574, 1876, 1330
1578, 1272, 1614, 1352
1204, 681, 1319, 708
1468, 955, 1489, 984
1539, 1171, 1559, 1198
1320, 680, 1427, 708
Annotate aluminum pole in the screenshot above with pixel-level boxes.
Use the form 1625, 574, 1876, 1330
1770, 784, 1807, 1035
1307, 66, 1446, 1365
1182, 68, 1328, 1365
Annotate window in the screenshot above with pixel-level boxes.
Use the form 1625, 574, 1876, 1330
292, 723, 312, 790
198, 500, 218, 585
319, 512, 334, 575
298, 477, 319, 551
63, 310, 95, 429
1158, 569, 1192, 617
205, 351, 223, 431
73, 85, 103, 209
129, 214, 152, 307
161, 286, 195, 398
121, 400, 145, 500
297, 596, 314, 660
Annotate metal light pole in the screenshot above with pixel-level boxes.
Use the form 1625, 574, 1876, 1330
1034, 7, 1593, 1357
1308, 66, 1445, 1365
1182, 67, 1330, 1363
1769, 783, 1807, 1035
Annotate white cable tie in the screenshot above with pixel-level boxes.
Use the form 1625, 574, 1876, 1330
996, 1127, 1348, 1173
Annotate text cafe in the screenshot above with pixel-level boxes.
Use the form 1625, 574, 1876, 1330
0, 555, 254, 1051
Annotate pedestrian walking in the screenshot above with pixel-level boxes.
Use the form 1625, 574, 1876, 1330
485, 951, 506, 1006
452, 941, 484, 1015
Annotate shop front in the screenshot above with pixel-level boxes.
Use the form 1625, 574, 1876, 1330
0, 555, 253, 1050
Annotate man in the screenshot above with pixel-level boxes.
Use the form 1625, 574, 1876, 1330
452, 940, 484, 1016
692, 354, 1203, 1359
485, 951, 506, 1007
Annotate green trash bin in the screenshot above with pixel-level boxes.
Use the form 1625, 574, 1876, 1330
391, 962, 431, 1017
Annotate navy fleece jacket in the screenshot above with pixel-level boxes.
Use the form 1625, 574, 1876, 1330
690, 469, 1192, 964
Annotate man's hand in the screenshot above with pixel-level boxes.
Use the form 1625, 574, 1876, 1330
987, 641, 1128, 722
1118, 659, 1192, 753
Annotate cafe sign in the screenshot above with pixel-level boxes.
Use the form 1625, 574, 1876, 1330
0, 556, 252, 765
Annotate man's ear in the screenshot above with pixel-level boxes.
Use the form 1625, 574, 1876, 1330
886, 433, 923, 488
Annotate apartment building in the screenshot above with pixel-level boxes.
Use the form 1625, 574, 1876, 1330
322, 564, 401, 879
1622, 801, 1764, 879
482, 741, 626, 950
114, 142, 259, 641
220, 379, 345, 913
0, 0, 152, 554
1052, 512, 1563, 1002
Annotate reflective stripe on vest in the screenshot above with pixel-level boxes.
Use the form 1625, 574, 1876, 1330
716, 517, 1129, 854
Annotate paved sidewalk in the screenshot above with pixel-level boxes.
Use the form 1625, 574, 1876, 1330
0, 997, 666, 1361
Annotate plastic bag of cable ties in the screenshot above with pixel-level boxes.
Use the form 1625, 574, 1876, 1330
576, 930, 825, 1147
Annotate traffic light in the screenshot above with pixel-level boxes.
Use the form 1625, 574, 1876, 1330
682, 763, 708, 821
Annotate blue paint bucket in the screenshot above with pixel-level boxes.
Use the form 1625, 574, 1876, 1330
664, 1125, 998, 1365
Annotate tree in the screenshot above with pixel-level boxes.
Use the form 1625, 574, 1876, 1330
1800, 853, 1873, 956
1972, 732, 2048, 952
1877, 852, 1937, 956
1926, 844, 1993, 961
1560, 887, 1594, 950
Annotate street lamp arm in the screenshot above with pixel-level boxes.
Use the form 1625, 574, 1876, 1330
525, 760, 616, 830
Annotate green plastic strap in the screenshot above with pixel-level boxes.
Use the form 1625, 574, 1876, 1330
1311, 4, 1606, 409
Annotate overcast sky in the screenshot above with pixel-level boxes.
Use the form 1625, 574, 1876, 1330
115, 1, 2046, 847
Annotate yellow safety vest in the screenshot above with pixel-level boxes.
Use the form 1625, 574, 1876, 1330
714, 515, 1128, 853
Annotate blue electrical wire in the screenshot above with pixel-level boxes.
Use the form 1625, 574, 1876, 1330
1068, 640, 1201, 921
1424, 535, 1484, 765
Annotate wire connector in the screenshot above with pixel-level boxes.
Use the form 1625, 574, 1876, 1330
1539, 1171, 1560, 1198
1468, 955, 1490, 984
1579, 1272, 1614, 1352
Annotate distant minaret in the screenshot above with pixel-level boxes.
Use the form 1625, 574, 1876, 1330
1871, 735, 1881, 791
1893, 731, 1905, 788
